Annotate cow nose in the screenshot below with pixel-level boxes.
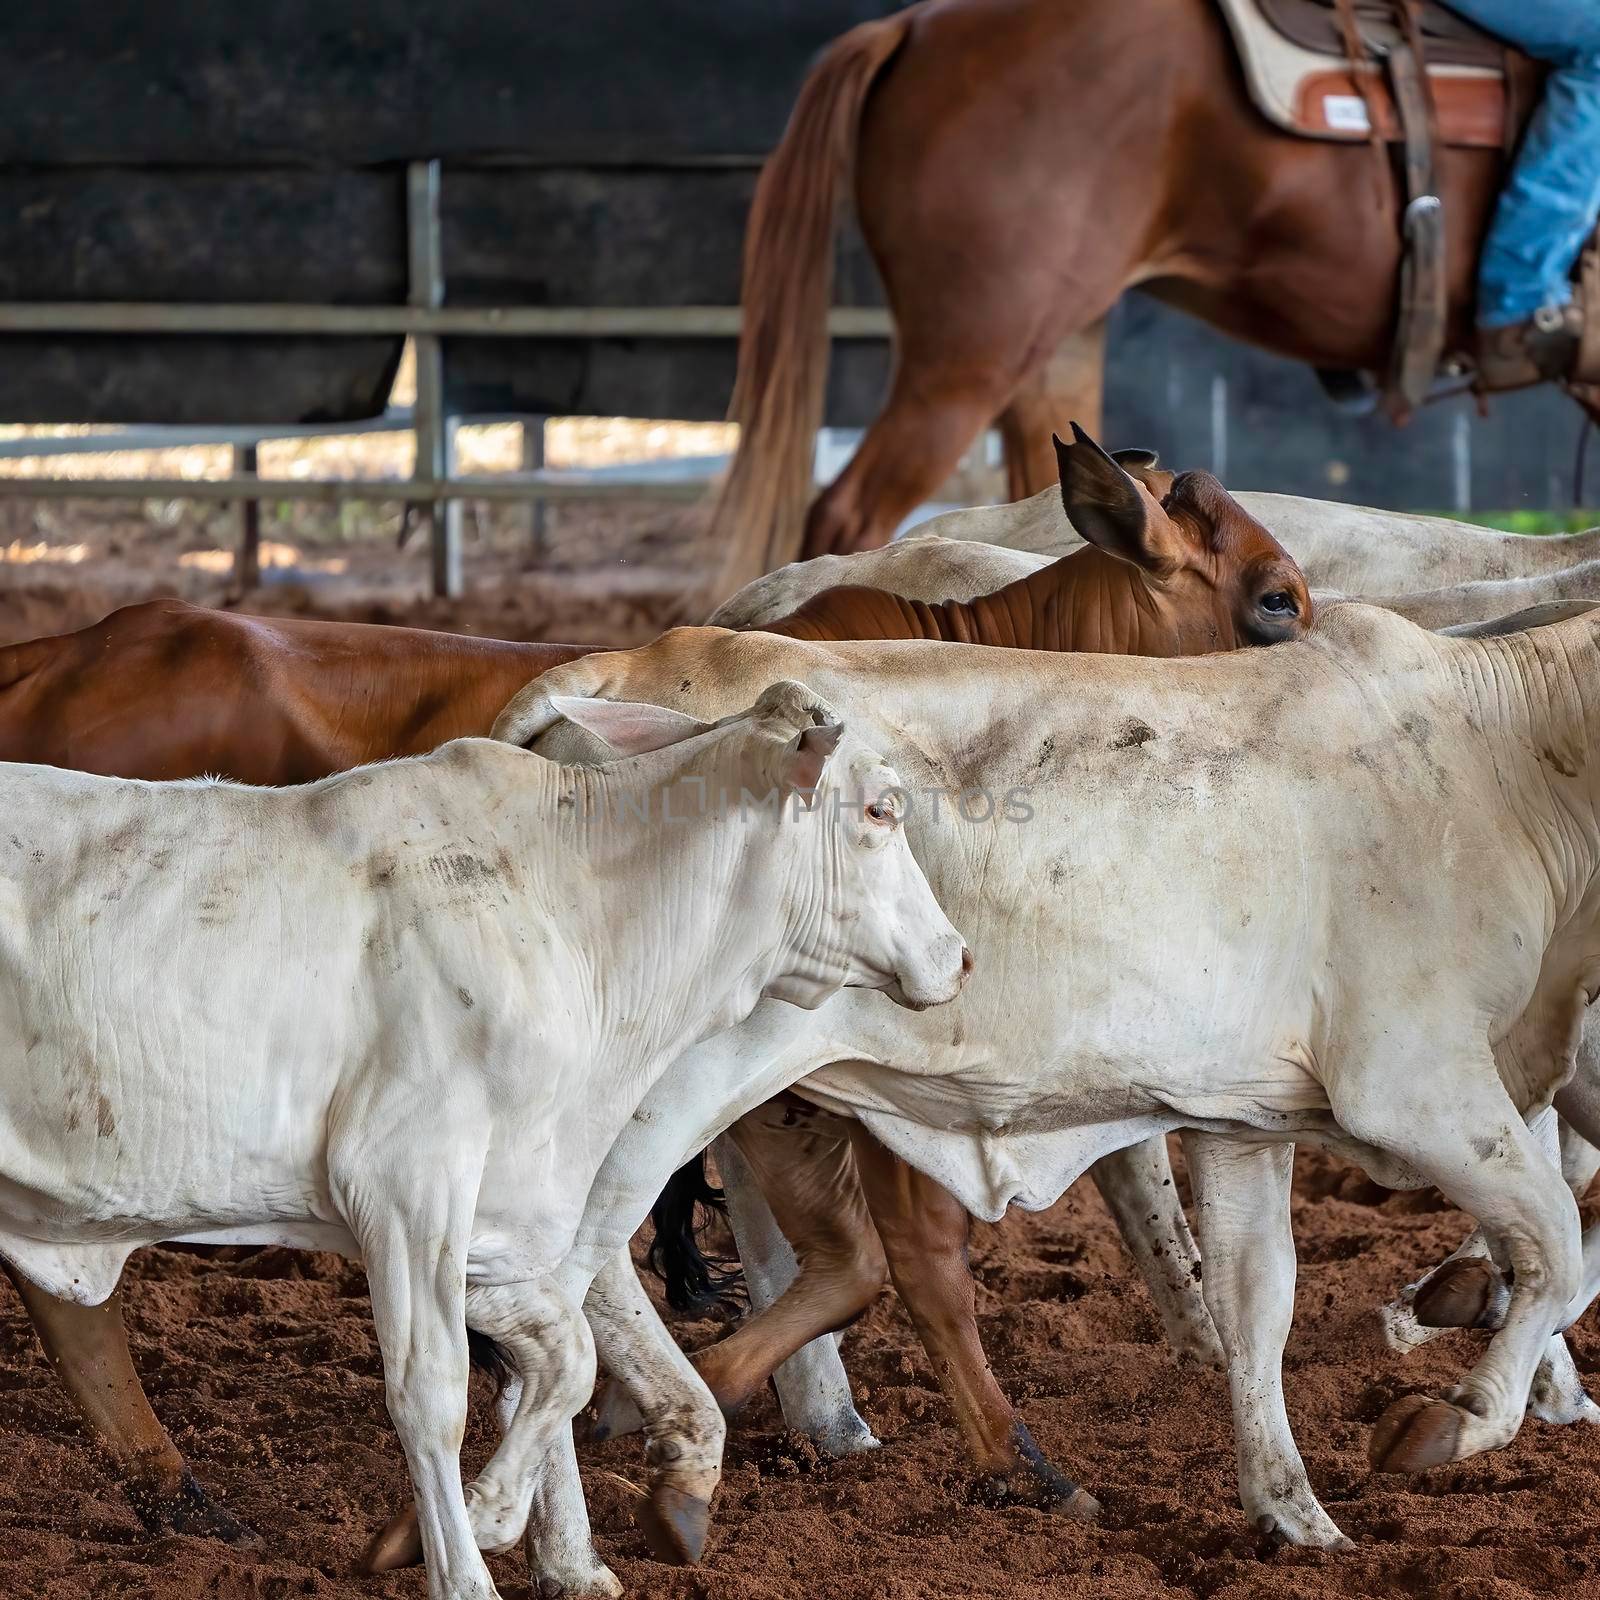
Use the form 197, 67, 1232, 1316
960, 946, 975, 976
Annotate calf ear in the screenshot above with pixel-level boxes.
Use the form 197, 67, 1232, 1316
1111, 445, 1176, 501
545, 695, 712, 756
1054, 423, 1183, 575
778, 721, 844, 798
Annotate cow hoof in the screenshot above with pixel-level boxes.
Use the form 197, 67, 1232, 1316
130, 1471, 258, 1547
971, 1426, 1100, 1518
1369, 1394, 1466, 1474
537, 1571, 624, 1599
1413, 1258, 1506, 1329
635, 1484, 711, 1565
358, 1507, 422, 1573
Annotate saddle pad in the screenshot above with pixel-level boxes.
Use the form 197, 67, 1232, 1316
1214, 0, 1512, 147
1257, 0, 1507, 71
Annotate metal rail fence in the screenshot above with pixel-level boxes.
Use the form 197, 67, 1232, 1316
0, 159, 892, 598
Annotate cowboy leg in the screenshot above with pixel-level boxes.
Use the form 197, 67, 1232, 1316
1447, 0, 1600, 325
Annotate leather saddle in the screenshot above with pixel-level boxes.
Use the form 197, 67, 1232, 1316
1213, 0, 1528, 148
1215, 0, 1600, 414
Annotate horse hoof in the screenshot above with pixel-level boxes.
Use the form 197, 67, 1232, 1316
130, 1471, 258, 1547
635, 1484, 711, 1565
1413, 1257, 1504, 1329
358, 1507, 423, 1573
1369, 1394, 1466, 1474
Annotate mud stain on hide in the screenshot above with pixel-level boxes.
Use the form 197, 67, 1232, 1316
428, 852, 499, 891
1110, 719, 1156, 751
95, 1095, 116, 1139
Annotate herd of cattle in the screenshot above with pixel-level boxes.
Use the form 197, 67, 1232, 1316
6, 426, 1600, 1598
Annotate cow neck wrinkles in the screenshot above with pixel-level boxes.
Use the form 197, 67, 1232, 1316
539, 737, 841, 1077
768, 547, 1179, 653
1455, 621, 1600, 933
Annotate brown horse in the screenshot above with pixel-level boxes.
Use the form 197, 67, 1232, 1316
705, 0, 1541, 599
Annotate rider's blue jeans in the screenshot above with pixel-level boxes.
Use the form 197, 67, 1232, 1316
1444, 0, 1600, 325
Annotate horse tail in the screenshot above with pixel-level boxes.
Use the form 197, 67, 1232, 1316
704, 10, 914, 601
466, 1328, 517, 1397
646, 1152, 746, 1314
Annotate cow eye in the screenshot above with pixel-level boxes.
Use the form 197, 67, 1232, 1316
865, 800, 893, 825
1259, 590, 1298, 616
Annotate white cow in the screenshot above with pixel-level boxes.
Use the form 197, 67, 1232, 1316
493, 611, 1600, 1556
0, 682, 968, 1600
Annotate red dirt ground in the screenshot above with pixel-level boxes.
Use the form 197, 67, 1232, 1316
3, 512, 1600, 1598
0, 1148, 1597, 1600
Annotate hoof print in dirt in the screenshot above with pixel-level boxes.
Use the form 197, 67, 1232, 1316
1369, 1393, 1467, 1474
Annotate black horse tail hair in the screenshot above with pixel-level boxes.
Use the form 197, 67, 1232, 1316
646, 1151, 747, 1314
466, 1327, 517, 1398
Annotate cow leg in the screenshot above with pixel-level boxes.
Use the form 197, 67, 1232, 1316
1347, 1067, 1582, 1473
849, 1123, 1098, 1515
1379, 1107, 1600, 1424
683, 1110, 888, 1431
460, 1278, 622, 1596
588, 1117, 885, 1458
583, 1249, 723, 1567
362, 1250, 715, 1585
1184, 1132, 1349, 1548
351, 1183, 495, 1600
715, 1134, 880, 1453
3, 1267, 250, 1541
1087, 1140, 1224, 1368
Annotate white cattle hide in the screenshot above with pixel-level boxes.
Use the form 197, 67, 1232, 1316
498, 612, 1600, 1555
0, 683, 965, 1600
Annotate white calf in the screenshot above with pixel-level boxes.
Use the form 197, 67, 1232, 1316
0, 680, 967, 1600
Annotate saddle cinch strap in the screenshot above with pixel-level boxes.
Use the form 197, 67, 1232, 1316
1331, 0, 1447, 420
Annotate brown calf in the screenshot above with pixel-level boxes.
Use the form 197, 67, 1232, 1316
765, 426, 1310, 656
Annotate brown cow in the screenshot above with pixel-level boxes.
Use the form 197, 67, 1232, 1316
0, 600, 596, 785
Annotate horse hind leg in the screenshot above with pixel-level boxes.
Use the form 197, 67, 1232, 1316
996, 320, 1111, 501
800, 361, 1017, 560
